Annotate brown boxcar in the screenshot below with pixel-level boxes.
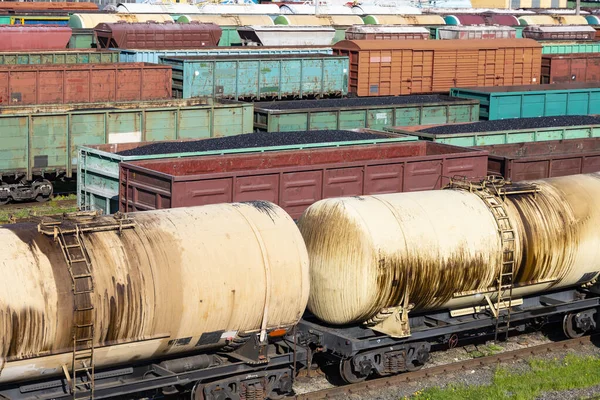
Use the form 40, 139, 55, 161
478, 138, 600, 181
0, 26, 72, 51
333, 39, 541, 97
119, 141, 488, 219
541, 54, 600, 84
0, 63, 171, 105
95, 22, 222, 50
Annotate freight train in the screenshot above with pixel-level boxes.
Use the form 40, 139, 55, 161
1, 173, 600, 399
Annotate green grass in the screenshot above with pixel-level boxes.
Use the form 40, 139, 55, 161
411, 354, 600, 400
0, 194, 78, 223
468, 344, 505, 359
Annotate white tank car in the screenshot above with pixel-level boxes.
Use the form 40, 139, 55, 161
0, 202, 309, 383
299, 173, 600, 332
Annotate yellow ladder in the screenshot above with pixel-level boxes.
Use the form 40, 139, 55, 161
38, 211, 136, 399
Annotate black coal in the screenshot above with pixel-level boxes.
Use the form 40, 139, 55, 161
117, 130, 390, 156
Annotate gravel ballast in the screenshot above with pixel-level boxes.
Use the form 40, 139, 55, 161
116, 130, 392, 157
418, 116, 600, 135
255, 95, 462, 110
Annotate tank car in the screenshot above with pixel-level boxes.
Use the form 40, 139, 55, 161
0, 202, 309, 400
297, 173, 600, 384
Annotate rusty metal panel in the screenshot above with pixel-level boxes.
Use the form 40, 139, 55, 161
477, 138, 600, 180
280, 170, 323, 218
541, 54, 600, 84
523, 25, 597, 41
119, 141, 488, 218
0, 26, 72, 51
0, 63, 171, 105
95, 22, 222, 50
333, 39, 541, 96
161, 54, 349, 100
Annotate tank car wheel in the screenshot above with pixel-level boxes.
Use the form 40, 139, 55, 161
563, 314, 586, 339
0, 197, 9, 206
339, 359, 368, 384
268, 392, 286, 400
191, 382, 206, 400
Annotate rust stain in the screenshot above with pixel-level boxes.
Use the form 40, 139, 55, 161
508, 180, 584, 285
1, 223, 73, 361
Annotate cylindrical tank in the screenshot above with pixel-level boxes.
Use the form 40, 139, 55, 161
362, 14, 444, 25
351, 5, 421, 15
177, 14, 274, 26
555, 15, 589, 25
69, 13, 174, 29
0, 203, 309, 383
196, 3, 281, 15
299, 173, 600, 325
586, 15, 600, 25
518, 15, 558, 25
116, 2, 200, 14
279, 4, 354, 14
274, 14, 364, 26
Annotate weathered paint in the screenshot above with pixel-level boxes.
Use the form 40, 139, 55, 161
0, 203, 309, 383
68, 29, 95, 49
254, 97, 480, 132
118, 141, 487, 219
333, 39, 541, 96
94, 22, 222, 50
542, 42, 600, 55
0, 63, 172, 106
160, 54, 349, 100
450, 83, 600, 120
480, 138, 600, 180
541, 54, 600, 84
0, 25, 72, 51
388, 123, 600, 146
0, 98, 253, 183
120, 47, 333, 64
0, 50, 118, 65
79, 129, 412, 215
299, 173, 600, 325
68, 13, 174, 29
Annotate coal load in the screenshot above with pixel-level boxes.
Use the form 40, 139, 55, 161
255, 95, 459, 110
117, 130, 390, 157
419, 116, 600, 135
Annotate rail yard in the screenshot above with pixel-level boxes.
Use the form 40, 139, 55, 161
3, 1, 600, 399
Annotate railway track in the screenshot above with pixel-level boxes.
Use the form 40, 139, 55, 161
295, 335, 596, 399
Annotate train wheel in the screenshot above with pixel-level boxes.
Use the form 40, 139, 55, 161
0, 198, 9, 206
339, 359, 368, 384
563, 314, 586, 339
191, 382, 205, 400
33, 179, 53, 202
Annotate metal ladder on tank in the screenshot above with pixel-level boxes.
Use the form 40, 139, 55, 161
445, 176, 539, 342
475, 186, 517, 342
38, 211, 135, 399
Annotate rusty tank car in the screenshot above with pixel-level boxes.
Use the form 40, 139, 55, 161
297, 173, 600, 383
0, 202, 309, 400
